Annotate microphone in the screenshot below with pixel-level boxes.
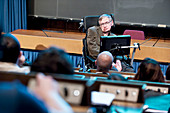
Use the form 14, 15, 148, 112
78, 22, 83, 29
78, 19, 84, 29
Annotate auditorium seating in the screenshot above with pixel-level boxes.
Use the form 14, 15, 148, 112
74, 71, 109, 80
95, 79, 145, 103
0, 71, 170, 112
129, 80, 170, 94
74, 69, 170, 94
86, 68, 136, 79
0, 71, 145, 103
0, 71, 94, 105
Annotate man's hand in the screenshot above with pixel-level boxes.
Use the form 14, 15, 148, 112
32, 73, 73, 113
112, 60, 122, 72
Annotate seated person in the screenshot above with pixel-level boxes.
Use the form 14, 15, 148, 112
87, 14, 115, 59
0, 73, 73, 113
86, 14, 134, 72
95, 51, 122, 74
31, 46, 74, 74
0, 33, 30, 73
166, 65, 170, 80
134, 58, 165, 82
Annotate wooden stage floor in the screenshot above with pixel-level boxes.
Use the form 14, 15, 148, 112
11, 29, 170, 63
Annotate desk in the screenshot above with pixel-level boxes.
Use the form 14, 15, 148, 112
11, 29, 85, 54
131, 39, 170, 63
11, 29, 170, 63
71, 101, 144, 113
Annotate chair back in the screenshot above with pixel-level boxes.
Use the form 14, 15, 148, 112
123, 30, 145, 40
83, 15, 100, 32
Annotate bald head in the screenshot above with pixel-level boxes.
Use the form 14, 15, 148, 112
96, 51, 113, 72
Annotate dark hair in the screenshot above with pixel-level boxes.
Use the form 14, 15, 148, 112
31, 46, 74, 74
166, 65, 170, 80
108, 73, 127, 81
0, 34, 20, 63
134, 58, 165, 82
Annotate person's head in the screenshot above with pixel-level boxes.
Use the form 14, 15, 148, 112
166, 65, 170, 80
134, 58, 165, 82
0, 33, 21, 63
95, 51, 113, 73
108, 73, 127, 81
31, 46, 74, 74
99, 14, 114, 33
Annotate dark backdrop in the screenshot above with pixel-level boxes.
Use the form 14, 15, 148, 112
28, 0, 170, 26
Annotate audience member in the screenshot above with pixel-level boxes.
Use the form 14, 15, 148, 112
0, 80, 48, 113
31, 46, 74, 74
134, 58, 165, 82
166, 65, 170, 80
32, 73, 73, 113
0, 73, 73, 113
95, 51, 122, 73
86, 14, 134, 72
0, 33, 30, 73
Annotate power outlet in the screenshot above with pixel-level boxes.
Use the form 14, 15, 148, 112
58, 81, 85, 105
146, 86, 169, 94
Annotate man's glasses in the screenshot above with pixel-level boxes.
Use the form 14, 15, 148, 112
99, 20, 112, 26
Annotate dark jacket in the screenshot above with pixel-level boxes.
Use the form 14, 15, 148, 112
87, 26, 115, 59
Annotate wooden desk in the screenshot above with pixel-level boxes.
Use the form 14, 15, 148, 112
87, 68, 136, 78
11, 29, 85, 54
11, 29, 170, 63
71, 101, 144, 113
0, 71, 144, 113
131, 39, 170, 63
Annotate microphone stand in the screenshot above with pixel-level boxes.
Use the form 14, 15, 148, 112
152, 37, 160, 47
140, 38, 152, 45
42, 29, 49, 37
110, 43, 140, 66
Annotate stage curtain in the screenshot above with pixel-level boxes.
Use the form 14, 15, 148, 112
3, 0, 27, 33
133, 61, 169, 76
0, 0, 4, 34
22, 49, 169, 75
22, 50, 86, 70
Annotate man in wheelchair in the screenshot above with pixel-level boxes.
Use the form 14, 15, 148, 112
86, 14, 134, 72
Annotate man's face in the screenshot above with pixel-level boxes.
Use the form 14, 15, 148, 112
99, 17, 113, 33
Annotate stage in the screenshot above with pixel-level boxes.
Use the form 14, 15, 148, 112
11, 29, 170, 63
